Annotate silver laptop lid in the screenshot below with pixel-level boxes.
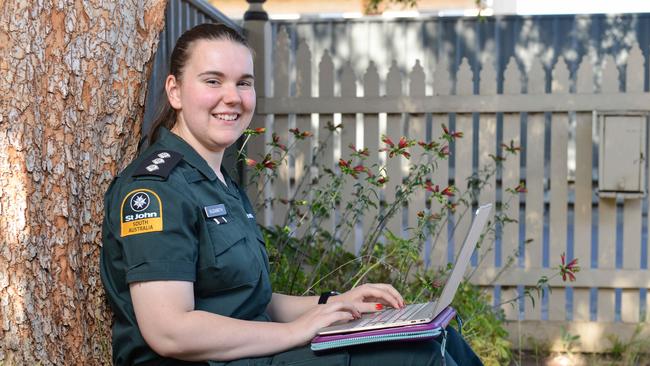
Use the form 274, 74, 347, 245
432, 203, 492, 315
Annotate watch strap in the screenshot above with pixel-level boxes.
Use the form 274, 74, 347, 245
318, 291, 340, 304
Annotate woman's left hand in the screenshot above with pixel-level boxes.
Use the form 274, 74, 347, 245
329, 283, 405, 313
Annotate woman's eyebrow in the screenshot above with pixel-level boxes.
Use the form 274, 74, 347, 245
198, 70, 254, 79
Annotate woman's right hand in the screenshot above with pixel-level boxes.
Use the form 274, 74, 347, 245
286, 301, 361, 345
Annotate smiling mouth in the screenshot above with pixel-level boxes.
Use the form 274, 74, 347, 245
212, 113, 239, 121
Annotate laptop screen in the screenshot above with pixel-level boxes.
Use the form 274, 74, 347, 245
432, 203, 492, 315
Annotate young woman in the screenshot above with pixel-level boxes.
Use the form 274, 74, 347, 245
100, 23, 483, 366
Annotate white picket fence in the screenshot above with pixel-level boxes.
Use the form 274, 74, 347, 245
244, 22, 650, 351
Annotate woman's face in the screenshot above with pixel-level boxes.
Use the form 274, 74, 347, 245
167, 38, 255, 154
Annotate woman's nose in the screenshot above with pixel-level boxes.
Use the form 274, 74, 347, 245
222, 84, 241, 105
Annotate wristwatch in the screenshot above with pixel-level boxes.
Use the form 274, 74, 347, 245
318, 290, 340, 304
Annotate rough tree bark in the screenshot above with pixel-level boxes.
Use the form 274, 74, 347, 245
0, 1, 167, 364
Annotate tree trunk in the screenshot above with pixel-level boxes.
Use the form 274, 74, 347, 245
0, 1, 166, 364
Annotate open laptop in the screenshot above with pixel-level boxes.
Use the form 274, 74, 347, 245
317, 203, 492, 336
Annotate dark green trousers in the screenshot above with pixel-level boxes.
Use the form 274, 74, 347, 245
214, 326, 483, 366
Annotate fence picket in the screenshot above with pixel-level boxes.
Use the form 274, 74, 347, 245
597, 195, 617, 323
385, 61, 405, 238
501, 57, 522, 321
294, 39, 312, 237
407, 60, 427, 260
318, 51, 336, 234
597, 55, 619, 322
430, 57, 451, 268
523, 124, 543, 320
524, 58, 545, 321
476, 57, 497, 276
362, 61, 381, 254
621, 45, 644, 323
340, 61, 358, 253
274, 28, 290, 95
548, 57, 570, 321
622, 199, 641, 323
272, 28, 291, 228
573, 114, 593, 322
454, 58, 474, 261
573, 55, 595, 321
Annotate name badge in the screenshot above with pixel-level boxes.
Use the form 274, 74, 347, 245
204, 204, 227, 218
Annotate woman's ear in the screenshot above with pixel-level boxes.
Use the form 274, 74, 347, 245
165, 75, 182, 110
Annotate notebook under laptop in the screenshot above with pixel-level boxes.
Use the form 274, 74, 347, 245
317, 203, 492, 336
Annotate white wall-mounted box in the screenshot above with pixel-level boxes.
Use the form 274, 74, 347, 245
598, 112, 647, 198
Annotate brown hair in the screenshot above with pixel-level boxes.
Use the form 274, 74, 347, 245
148, 23, 251, 144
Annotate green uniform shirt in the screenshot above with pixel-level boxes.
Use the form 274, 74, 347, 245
100, 127, 272, 365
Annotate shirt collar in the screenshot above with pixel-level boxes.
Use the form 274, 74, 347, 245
156, 127, 218, 181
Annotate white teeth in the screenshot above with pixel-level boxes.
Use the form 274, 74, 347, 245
213, 113, 238, 121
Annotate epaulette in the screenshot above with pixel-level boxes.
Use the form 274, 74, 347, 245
133, 150, 183, 179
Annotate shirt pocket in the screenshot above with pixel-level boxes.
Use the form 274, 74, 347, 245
253, 229, 271, 273
197, 219, 262, 295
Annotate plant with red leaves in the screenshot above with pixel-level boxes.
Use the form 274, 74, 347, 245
441, 123, 464, 142
559, 253, 580, 282
338, 159, 370, 179
437, 145, 450, 158
270, 133, 288, 152
243, 127, 266, 136
349, 143, 370, 157
260, 154, 277, 171
417, 140, 440, 152
380, 134, 415, 159
245, 158, 257, 167
501, 140, 521, 154
289, 127, 314, 139
506, 181, 527, 194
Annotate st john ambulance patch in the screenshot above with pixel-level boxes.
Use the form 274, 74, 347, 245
120, 189, 163, 237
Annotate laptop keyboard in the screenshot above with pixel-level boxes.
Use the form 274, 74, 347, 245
354, 303, 428, 328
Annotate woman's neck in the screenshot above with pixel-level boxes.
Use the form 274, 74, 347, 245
170, 125, 226, 184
